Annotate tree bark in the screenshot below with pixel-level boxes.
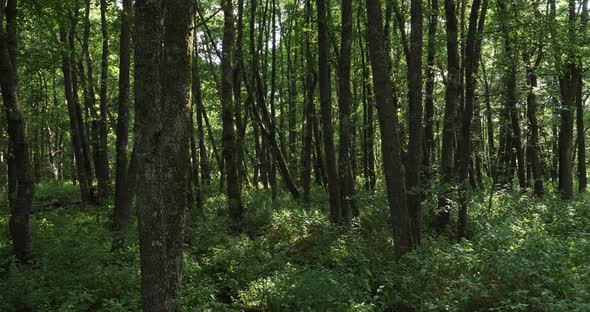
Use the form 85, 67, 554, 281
366, 0, 412, 257
221, 0, 244, 231
113, 0, 132, 242
317, 0, 341, 223
301, 0, 315, 202
269, 0, 278, 200
194, 55, 211, 185
135, 0, 193, 309
406, 0, 423, 244
558, 0, 577, 200
356, 8, 376, 191
577, 0, 588, 192
423, 0, 438, 183
437, 0, 460, 229
135, 0, 166, 309
59, 20, 94, 203
0, 0, 34, 262
338, 0, 354, 222
525, 52, 544, 197
97, 0, 111, 201
457, 0, 487, 238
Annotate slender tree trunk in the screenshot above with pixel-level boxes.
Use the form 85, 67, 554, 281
423, 0, 438, 183
97, 0, 111, 201
190, 98, 203, 214
221, 0, 244, 231
234, 0, 247, 189
0, 0, 34, 262
577, 0, 588, 192
525, 54, 544, 197
80, 0, 101, 198
366, 0, 411, 257
457, 0, 487, 237
356, 8, 376, 191
194, 56, 211, 185
269, 0, 278, 200
406, 0, 423, 244
287, 13, 298, 167
59, 22, 94, 203
557, 0, 577, 200
301, 0, 315, 202
338, 0, 354, 222
437, 0, 460, 229
577, 74, 587, 192
313, 110, 327, 185
481, 59, 494, 172
317, 0, 341, 223
113, 0, 132, 242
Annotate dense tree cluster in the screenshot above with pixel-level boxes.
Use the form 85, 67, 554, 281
1, 0, 589, 309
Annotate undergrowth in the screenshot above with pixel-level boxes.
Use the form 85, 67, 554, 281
1, 182, 589, 311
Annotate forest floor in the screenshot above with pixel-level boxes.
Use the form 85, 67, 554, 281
1, 182, 590, 311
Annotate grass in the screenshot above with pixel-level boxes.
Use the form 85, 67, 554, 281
1, 182, 589, 311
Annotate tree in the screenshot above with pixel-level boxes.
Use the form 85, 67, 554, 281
59, 8, 95, 204
365, 0, 412, 256
457, 0, 487, 237
221, 0, 244, 231
423, 0, 438, 183
525, 47, 544, 197
317, 0, 341, 223
437, 0, 460, 229
406, 0, 423, 244
576, 0, 588, 192
0, 0, 35, 262
338, 0, 355, 221
113, 0, 132, 242
557, 0, 578, 200
301, 0, 315, 202
97, 0, 111, 201
134, 0, 193, 309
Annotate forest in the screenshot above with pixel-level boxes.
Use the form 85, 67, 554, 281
1, 0, 590, 310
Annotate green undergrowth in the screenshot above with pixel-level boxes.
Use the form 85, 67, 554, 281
1, 182, 589, 311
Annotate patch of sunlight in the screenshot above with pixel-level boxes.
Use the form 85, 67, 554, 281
38, 217, 55, 231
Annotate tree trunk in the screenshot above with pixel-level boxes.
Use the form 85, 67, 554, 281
97, 0, 111, 201
135, 0, 193, 310
301, 0, 315, 202
221, 0, 244, 231
406, 0, 423, 244
135, 1, 167, 309
437, 0, 460, 229
457, 0, 487, 238
577, 73, 587, 192
59, 21, 94, 203
356, 8, 376, 191
287, 14, 298, 167
577, 0, 588, 192
525, 53, 544, 197
190, 97, 203, 214
113, 0, 132, 242
234, 0, 248, 189
317, 0, 341, 223
0, 0, 34, 262
338, 0, 354, 222
423, 0, 438, 183
194, 56, 211, 185
366, 0, 412, 257
269, 0, 278, 200
558, 0, 577, 200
